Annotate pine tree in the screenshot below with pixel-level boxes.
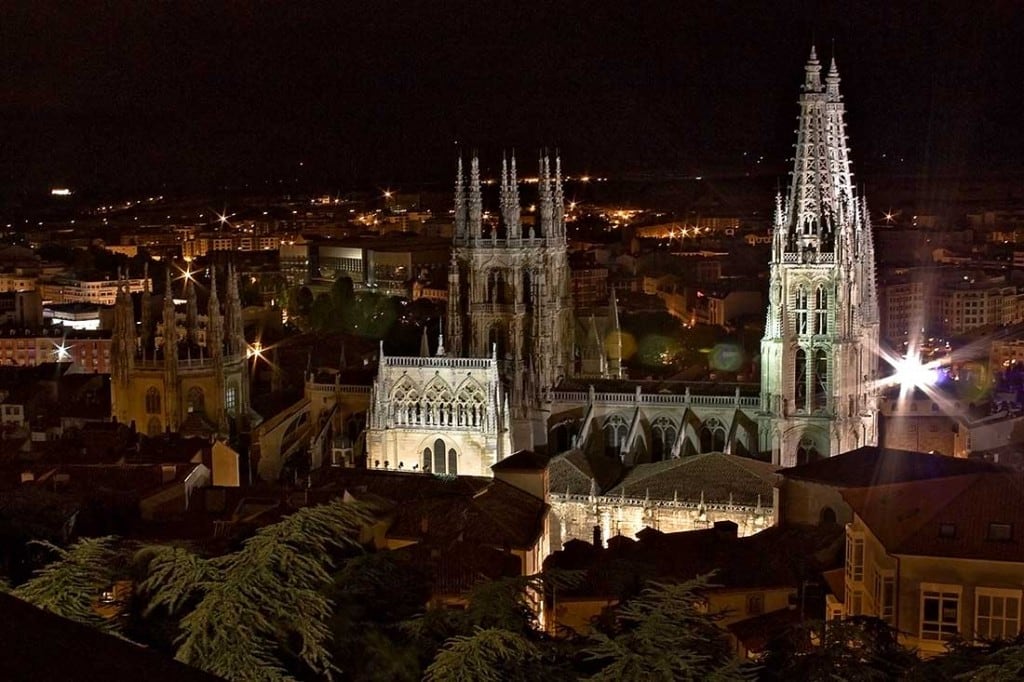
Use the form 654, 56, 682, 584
139, 499, 372, 681
12, 536, 122, 633
581, 575, 746, 681
423, 627, 541, 682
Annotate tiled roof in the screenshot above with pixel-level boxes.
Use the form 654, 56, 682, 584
311, 468, 547, 551
842, 473, 1024, 562
778, 446, 1002, 487
548, 449, 604, 496
605, 453, 778, 506
546, 523, 843, 596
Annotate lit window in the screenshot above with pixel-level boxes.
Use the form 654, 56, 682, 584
975, 588, 1021, 641
873, 569, 895, 624
921, 585, 961, 642
846, 530, 865, 583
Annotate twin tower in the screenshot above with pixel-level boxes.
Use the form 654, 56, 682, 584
445, 152, 577, 447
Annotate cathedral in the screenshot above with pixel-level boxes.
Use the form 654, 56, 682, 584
356, 47, 880, 484
110, 264, 251, 438
446, 153, 579, 448
758, 47, 880, 466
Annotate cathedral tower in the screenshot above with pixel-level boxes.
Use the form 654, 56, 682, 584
446, 152, 575, 448
760, 48, 880, 467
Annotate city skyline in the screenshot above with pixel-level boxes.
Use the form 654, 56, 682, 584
0, 1, 1020, 194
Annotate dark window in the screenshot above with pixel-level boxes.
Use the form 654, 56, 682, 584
747, 594, 764, 615
433, 439, 445, 474
989, 523, 1013, 541
447, 448, 458, 476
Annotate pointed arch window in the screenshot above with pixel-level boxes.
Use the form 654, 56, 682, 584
795, 287, 809, 335
145, 387, 161, 414
815, 285, 829, 334
699, 418, 726, 453
795, 348, 808, 412
651, 417, 677, 461
604, 415, 628, 457
813, 349, 829, 411
797, 436, 821, 465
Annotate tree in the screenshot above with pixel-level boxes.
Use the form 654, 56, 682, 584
139, 500, 372, 681
423, 628, 541, 682
760, 616, 917, 682
12, 536, 122, 634
582, 576, 746, 681
908, 636, 1024, 681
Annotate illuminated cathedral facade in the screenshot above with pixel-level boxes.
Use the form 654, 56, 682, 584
357, 48, 879, 480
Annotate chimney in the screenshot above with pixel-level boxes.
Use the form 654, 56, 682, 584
592, 524, 603, 548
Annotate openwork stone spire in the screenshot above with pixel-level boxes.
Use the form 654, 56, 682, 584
782, 45, 857, 255
760, 47, 880, 468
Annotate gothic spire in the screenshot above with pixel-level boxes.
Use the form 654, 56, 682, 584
499, 150, 521, 239
419, 325, 430, 357
826, 55, 841, 97
454, 156, 467, 241
185, 273, 199, 346
111, 280, 135, 386
207, 266, 223, 360
784, 44, 855, 253
553, 153, 565, 240
804, 45, 822, 92
468, 153, 482, 239
225, 263, 244, 357
140, 262, 152, 360
607, 287, 623, 379
436, 316, 446, 357
162, 266, 177, 365
538, 153, 553, 238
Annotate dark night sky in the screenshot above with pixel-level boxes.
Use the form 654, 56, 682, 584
0, 1, 1021, 194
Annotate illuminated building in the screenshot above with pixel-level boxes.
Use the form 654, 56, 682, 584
446, 153, 580, 448
759, 47, 881, 466
110, 266, 250, 437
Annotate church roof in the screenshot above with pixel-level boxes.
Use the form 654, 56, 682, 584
778, 446, 1002, 488
548, 448, 624, 495
605, 453, 778, 506
842, 473, 1024, 562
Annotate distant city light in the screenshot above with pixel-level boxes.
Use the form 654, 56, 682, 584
50, 188, 72, 196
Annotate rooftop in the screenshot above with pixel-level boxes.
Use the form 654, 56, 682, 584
778, 446, 1003, 488
604, 453, 778, 506
843, 472, 1024, 563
